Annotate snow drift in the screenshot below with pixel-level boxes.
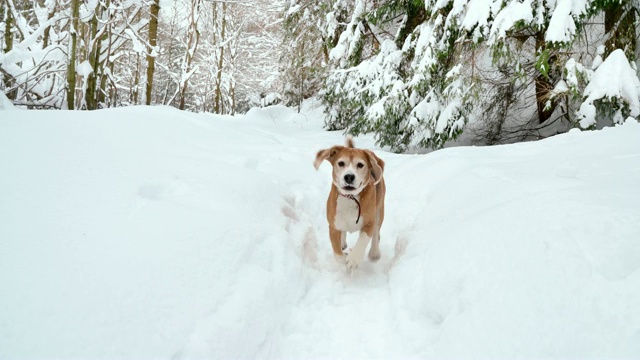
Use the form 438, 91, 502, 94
1, 104, 639, 359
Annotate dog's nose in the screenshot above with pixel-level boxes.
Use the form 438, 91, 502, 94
344, 174, 355, 184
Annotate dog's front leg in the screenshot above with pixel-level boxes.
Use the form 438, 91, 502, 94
346, 224, 373, 270
329, 226, 345, 260
368, 211, 381, 261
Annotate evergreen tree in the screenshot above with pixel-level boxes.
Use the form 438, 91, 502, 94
322, 0, 640, 151
280, 0, 334, 111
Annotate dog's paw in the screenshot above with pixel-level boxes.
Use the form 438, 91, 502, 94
334, 253, 346, 264
345, 248, 364, 270
368, 247, 381, 262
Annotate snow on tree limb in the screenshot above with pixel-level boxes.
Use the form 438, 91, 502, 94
577, 49, 640, 128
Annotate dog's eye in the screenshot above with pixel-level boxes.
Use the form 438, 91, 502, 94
357, 163, 364, 169
337, 161, 345, 167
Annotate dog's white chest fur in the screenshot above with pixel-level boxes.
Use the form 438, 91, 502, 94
334, 195, 362, 233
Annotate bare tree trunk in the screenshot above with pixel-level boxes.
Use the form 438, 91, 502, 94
179, 0, 201, 110
109, 61, 115, 106
534, 75, 554, 124
214, 2, 226, 113
133, 53, 140, 104
145, 0, 160, 105
86, 8, 99, 110
98, 0, 112, 106
1, 2, 12, 54
321, 38, 329, 64
2, 1, 17, 100
230, 81, 235, 115
297, 40, 305, 113
162, 1, 179, 105
67, 0, 79, 109
41, 0, 55, 53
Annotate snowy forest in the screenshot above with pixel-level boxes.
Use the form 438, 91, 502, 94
1, 0, 639, 151
2, 1, 640, 358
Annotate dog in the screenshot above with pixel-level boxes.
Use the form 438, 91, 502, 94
314, 137, 385, 270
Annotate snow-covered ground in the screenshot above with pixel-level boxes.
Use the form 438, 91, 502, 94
1, 103, 639, 359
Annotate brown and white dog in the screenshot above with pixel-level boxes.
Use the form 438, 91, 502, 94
314, 138, 385, 270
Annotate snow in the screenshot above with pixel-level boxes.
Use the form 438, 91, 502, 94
77, 60, 94, 78
1, 102, 640, 358
577, 49, 640, 128
552, 79, 569, 95
545, 0, 588, 43
473, 0, 589, 44
125, 28, 147, 54
366, 96, 387, 119
545, 0, 574, 43
488, 0, 534, 44
0, 92, 16, 110
458, 0, 495, 31
564, 57, 587, 89
287, 4, 301, 16
591, 44, 605, 69
411, 23, 436, 75
79, 0, 99, 23
329, 0, 366, 63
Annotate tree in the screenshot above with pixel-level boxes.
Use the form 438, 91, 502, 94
603, 0, 637, 59
146, 0, 160, 106
176, 0, 201, 110
66, 0, 79, 109
1, 0, 16, 100
322, 0, 640, 151
1, 0, 285, 112
214, 2, 226, 113
574, 49, 640, 128
280, 0, 332, 111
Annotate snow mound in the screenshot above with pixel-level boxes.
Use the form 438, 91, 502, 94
0, 91, 17, 110
1, 106, 639, 358
578, 49, 640, 128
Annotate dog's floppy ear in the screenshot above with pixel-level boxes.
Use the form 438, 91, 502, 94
365, 150, 384, 184
314, 146, 342, 170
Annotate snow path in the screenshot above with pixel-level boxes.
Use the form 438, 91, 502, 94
1, 104, 639, 359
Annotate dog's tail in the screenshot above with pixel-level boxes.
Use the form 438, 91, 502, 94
346, 135, 355, 148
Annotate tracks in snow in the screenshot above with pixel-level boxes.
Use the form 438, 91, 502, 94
278, 183, 412, 358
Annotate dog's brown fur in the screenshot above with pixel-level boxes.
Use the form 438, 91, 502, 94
314, 138, 386, 269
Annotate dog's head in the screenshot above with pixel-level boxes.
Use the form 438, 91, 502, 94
314, 137, 384, 196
